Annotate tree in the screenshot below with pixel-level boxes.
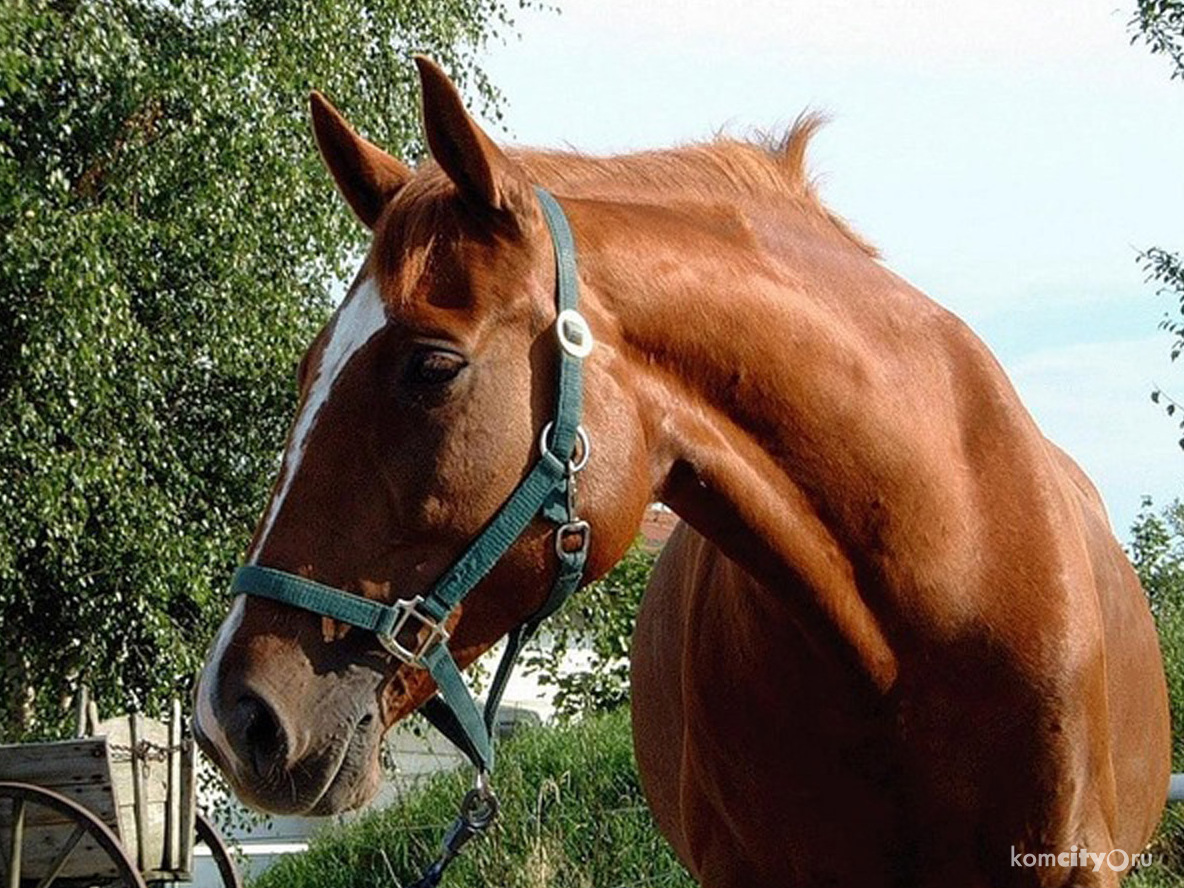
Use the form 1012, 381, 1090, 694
1132, 0, 1184, 78
1127, 499, 1184, 883
524, 543, 658, 719
1131, 1, 1184, 446
0, 0, 521, 741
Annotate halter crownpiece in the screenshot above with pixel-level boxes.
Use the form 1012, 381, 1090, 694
228, 186, 591, 885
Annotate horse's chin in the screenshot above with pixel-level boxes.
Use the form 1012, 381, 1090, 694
304, 747, 383, 815
201, 713, 384, 817
310, 684, 442, 814
297, 715, 385, 816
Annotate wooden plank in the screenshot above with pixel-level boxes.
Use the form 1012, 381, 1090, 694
177, 728, 196, 876
0, 741, 122, 841
97, 714, 171, 872
0, 725, 152, 881
73, 687, 89, 740
0, 740, 111, 789
129, 713, 147, 871
32, 822, 83, 888
0, 784, 118, 828
101, 721, 139, 862
164, 700, 181, 871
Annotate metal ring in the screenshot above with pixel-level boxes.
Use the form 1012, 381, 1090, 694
538, 423, 591, 473
555, 520, 590, 560
474, 770, 492, 797
461, 784, 499, 830
556, 308, 593, 358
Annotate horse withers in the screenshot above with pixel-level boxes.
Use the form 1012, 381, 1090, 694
193, 58, 1169, 887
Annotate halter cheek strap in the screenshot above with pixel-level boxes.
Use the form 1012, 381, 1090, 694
229, 186, 591, 780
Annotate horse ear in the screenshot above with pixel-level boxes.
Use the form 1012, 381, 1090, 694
309, 91, 411, 230
413, 55, 533, 223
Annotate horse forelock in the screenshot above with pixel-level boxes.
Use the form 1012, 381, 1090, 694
372, 176, 455, 308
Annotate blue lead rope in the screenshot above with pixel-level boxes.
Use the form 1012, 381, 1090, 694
230, 186, 592, 886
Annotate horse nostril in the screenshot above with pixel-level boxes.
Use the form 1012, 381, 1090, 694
234, 693, 287, 779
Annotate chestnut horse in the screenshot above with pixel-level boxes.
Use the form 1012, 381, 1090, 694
194, 58, 1169, 887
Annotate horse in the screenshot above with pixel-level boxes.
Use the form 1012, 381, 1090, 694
193, 57, 1170, 887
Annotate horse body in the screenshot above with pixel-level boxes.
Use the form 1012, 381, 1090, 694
548, 168, 1170, 884
636, 494, 1167, 887
192, 59, 1168, 886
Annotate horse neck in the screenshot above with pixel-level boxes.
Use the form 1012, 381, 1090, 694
576, 194, 987, 687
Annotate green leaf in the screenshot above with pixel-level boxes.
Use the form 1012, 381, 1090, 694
0, 0, 518, 742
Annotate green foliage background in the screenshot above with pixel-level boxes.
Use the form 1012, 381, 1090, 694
1131, 0, 1184, 444
1125, 8, 1184, 880
1126, 499, 1184, 887
1133, 0, 1184, 79
0, 0, 518, 740
524, 542, 657, 719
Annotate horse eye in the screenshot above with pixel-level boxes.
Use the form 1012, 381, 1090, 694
405, 349, 467, 386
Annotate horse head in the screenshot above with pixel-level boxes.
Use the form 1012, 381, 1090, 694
192, 58, 651, 815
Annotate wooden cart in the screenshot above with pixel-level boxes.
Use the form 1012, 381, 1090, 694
0, 700, 241, 888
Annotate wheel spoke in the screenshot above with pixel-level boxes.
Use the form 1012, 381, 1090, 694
33, 823, 85, 888
0, 801, 9, 878
194, 812, 243, 888
0, 782, 147, 888
6, 797, 25, 888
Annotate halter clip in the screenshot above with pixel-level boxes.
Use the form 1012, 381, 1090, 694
377, 596, 450, 666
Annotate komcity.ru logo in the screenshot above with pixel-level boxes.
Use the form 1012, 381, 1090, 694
1010, 846, 1152, 873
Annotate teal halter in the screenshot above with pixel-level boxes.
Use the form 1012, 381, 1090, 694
229, 187, 592, 789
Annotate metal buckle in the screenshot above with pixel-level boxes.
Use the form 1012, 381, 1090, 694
555, 520, 591, 559
556, 308, 593, 358
377, 596, 450, 667
538, 423, 591, 472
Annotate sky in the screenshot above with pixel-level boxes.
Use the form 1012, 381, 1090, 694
474, 0, 1184, 538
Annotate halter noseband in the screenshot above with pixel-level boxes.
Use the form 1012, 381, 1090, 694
228, 188, 591, 878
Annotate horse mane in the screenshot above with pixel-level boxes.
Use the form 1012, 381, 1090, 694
513, 112, 878, 257
380, 113, 877, 297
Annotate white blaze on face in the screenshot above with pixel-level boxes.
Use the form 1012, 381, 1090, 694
195, 278, 389, 759
250, 276, 389, 561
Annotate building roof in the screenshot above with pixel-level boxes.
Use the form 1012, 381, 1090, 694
639, 506, 678, 552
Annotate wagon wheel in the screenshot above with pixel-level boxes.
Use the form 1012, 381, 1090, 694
193, 812, 242, 888
0, 780, 147, 888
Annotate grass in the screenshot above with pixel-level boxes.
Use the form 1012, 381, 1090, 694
250, 709, 695, 888
248, 705, 1184, 888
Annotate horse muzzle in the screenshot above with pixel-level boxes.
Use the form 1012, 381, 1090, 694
192, 598, 389, 815
194, 671, 385, 814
